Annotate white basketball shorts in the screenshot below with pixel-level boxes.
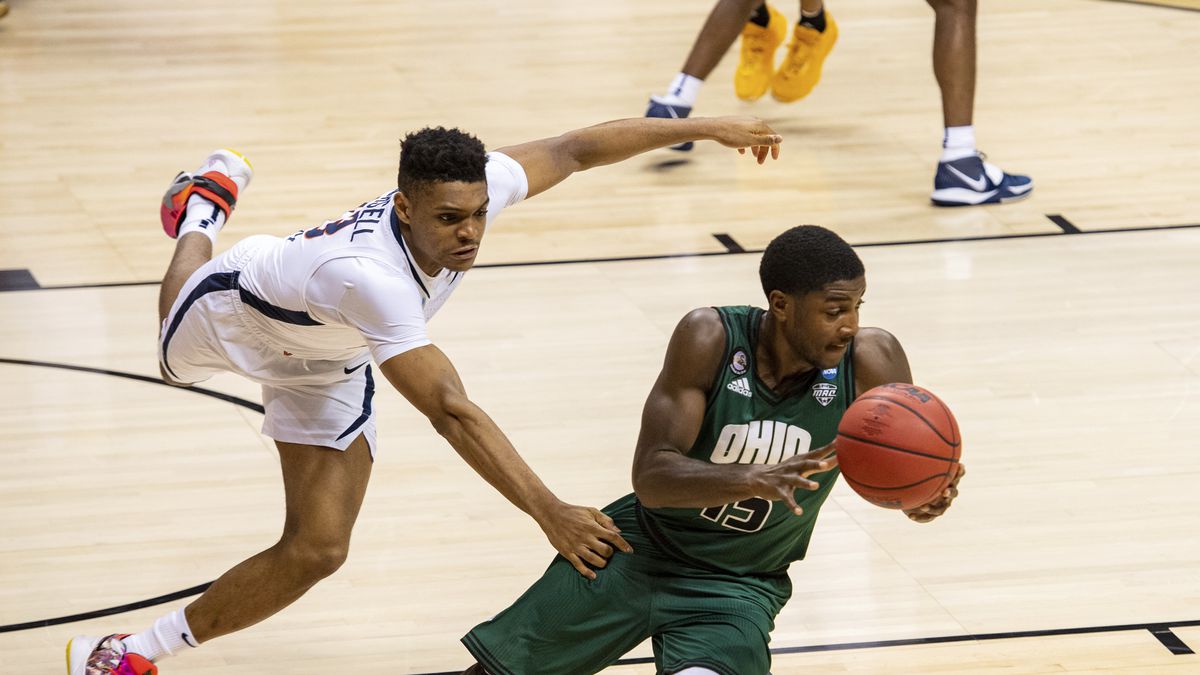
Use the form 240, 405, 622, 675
158, 236, 377, 454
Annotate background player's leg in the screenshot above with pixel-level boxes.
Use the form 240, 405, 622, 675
652, 0, 772, 151
182, 434, 374, 643
927, 0, 976, 129
646, 0, 769, 151
679, 0, 766, 81
926, 0, 1032, 205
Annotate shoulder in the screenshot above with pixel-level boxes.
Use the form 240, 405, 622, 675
673, 307, 726, 351
485, 151, 529, 207
853, 327, 905, 363
852, 327, 913, 397
309, 257, 423, 307
661, 308, 728, 385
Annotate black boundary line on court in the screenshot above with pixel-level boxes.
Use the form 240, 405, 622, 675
0, 358, 265, 413
416, 621, 1200, 673
1046, 213, 1081, 234
712, 232, 746, 253
1097, 0, 1200, 13
4, 218, 1200, 294
1, 358, 1199, 665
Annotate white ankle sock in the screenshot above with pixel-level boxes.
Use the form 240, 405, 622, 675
176, 193, 226, 243
663, 73, 703, 107
175, 153, 250, 243
122, 608, 199, 662
941, 125, 977, 162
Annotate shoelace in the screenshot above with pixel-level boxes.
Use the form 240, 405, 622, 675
779, 32, 818, 74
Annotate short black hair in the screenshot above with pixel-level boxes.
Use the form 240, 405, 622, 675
759, 225, 864, 298
397, 127, 487, 196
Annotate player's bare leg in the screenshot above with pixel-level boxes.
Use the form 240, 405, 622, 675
184, 434, 375, 641
646, 0, 764, 151
680, 0, 765, 81
158, 235, 214, 323
68, 434, 375, 674
928, 0, 976, 129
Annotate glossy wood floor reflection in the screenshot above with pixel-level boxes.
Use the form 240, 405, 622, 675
1, 0, 1198, 673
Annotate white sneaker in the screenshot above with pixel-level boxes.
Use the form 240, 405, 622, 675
159, 149, 254, 238
66, 634, 158, 675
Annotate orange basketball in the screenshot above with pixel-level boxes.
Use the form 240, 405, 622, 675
836, 383, 961, 510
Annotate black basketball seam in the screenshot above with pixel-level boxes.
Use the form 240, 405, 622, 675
837, 431, 961, 463
929, 391, 961, 447
854, 394, 960, 447
841, 472, 951, 492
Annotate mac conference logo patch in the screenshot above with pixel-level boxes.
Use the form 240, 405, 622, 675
729, 349, 748, 375
812, 382, 838, 406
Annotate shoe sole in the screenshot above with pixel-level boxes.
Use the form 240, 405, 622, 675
66, 635, 94, 675
210, 148, 254, 189
931, 186, 1033, 207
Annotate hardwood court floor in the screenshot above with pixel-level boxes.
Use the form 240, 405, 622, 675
2, 231, 1199, 673
1, 0, 1198, 673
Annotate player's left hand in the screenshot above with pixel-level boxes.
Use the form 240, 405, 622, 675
708, 116, 782, 164
904, 463, 965, 523
538, 501, 634, 580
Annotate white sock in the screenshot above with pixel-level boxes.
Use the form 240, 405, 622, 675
122, 608, 200, 663
176, 193, 226, 243
662, 73, 703, 107
941, 125, 977, 162
175, 153, 249, 243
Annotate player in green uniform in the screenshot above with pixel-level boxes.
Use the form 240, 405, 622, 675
460, 225, 965, 675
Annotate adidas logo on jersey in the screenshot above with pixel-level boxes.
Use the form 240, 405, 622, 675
727, 377, 752, 398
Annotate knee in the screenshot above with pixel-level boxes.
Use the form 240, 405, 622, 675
281, 538, 350, 582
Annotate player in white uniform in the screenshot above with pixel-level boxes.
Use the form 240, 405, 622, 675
68, 116, 783, 675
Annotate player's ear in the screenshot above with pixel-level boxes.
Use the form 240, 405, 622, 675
767, 289, 790, 320
393, 191, 413, 223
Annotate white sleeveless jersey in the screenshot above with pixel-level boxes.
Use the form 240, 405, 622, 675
231, 151, 528, 364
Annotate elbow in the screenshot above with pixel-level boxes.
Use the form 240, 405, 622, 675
632, 469, 666, 509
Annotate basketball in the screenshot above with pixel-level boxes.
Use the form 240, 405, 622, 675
836, 383, 961, 510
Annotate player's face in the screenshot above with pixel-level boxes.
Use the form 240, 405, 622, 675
393, 181, 490, 275
786, 276, 866, 370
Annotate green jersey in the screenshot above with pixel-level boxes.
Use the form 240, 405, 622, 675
639, 305, 854, 575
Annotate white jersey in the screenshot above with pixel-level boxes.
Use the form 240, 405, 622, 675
232, 151, 528, 365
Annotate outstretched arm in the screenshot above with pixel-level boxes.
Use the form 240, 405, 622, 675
631, 309, 837, 516
497, 116, 783, 199
852, 327, 964, 522
380, 344, 632, 578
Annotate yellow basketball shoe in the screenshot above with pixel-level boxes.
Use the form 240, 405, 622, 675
770, 13, 839, 103
734, 5, 788, 102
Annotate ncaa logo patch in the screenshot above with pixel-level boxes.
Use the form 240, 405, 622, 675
812, 382, 838, 406
821, 367, 838, 380
729, 349, 748, 375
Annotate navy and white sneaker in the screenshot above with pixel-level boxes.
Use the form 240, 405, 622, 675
931, 153, 1033, 207
645, 96, 694, 152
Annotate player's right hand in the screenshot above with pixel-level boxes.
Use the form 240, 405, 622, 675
538, 502, 634, 580
751, 442, 839, 516
708, 116, 783, 164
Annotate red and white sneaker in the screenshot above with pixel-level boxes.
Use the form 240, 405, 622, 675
159, 148, 254, 238
66, 634, 157, 675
